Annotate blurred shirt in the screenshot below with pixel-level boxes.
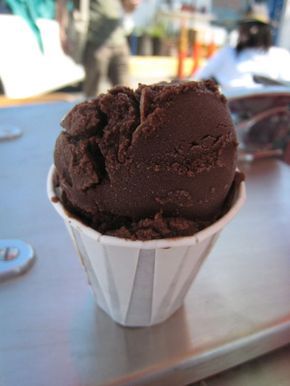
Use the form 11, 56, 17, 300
194, 45, 290, 90
87, 0, 127, 48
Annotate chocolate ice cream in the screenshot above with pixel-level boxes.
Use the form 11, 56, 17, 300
54, 80, 240, 240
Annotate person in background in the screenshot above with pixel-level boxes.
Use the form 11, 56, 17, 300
58, 0, 140, 97
192, 3, 290, 91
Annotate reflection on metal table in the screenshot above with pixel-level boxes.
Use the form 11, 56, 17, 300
0, 102, 290, 386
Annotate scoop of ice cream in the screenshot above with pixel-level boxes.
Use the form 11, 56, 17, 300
54, 80, 239, 240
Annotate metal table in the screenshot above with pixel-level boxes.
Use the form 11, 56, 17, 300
1, 102, 290, 386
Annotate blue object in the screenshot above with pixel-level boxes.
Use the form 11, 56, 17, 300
268, 0, 285, 44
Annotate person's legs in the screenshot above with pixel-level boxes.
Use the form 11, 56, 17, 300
83, 43, 111, 97
108, 44, 130, 87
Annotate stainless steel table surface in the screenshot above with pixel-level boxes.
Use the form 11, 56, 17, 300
1, 102, 290, 386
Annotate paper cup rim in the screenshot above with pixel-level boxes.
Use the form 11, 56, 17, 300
47, 165, 246, 249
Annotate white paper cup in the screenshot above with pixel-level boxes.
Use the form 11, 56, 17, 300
47, 165, 246, 327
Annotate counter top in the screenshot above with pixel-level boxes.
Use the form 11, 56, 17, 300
0, 102, 290, 386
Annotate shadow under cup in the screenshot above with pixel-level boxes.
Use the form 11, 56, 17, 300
47, 165, 246, 327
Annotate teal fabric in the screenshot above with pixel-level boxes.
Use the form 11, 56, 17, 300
4, 0, 56, 51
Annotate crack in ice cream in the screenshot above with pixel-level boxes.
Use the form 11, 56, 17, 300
54, 80, 241, 240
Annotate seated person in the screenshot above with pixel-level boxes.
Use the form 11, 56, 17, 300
193, 4, 290, 91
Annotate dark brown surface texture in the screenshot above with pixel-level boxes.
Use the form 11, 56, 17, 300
54, 81, 239, 239
1, 102, 290, 386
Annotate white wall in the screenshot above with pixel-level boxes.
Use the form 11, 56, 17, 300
278, 0, 290, 51
132, 0, 160, 29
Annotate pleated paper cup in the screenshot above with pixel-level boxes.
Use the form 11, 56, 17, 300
47, 165, 246, 327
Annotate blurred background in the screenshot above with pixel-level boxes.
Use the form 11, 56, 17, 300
1, 0, 290, 103
1, 5, 290, 383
